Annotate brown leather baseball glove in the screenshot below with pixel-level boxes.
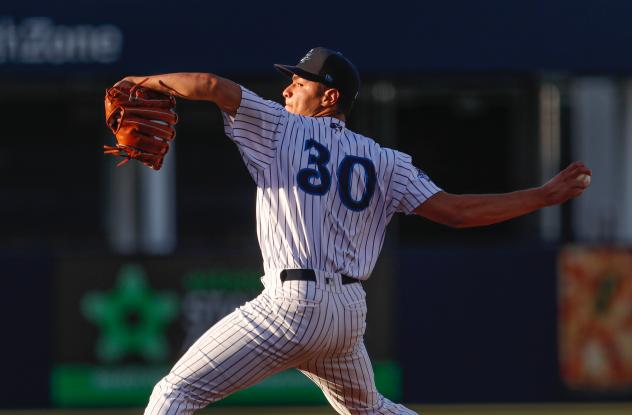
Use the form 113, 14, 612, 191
104, 79, 178, 170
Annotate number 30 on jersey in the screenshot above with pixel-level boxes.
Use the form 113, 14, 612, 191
297, 139, 376, 211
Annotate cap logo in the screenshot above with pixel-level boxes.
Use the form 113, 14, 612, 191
299, 49, 315, 64
324, 74, 333, 83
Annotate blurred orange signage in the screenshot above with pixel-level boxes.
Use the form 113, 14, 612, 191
559, 246, 632, 391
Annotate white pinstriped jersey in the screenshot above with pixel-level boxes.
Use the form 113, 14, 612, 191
146, 81, 425, 415
222, 86, 441, 280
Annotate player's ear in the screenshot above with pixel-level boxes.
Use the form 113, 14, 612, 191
321, 88, 340, 109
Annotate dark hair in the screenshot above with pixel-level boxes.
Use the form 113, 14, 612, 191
316, 83, 354, 118
337, 92, 355, 117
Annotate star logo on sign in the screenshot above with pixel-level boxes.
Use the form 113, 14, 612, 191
81, 264, 179, 363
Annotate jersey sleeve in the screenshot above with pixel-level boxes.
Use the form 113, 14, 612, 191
388, 149, 442, 215
222, 86, 287, 170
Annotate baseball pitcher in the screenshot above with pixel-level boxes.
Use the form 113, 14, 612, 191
112, 47, 591, 415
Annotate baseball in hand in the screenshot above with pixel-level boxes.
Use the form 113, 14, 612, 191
576, 173, 591, 187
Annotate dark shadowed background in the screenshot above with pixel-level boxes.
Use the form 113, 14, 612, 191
1, 0, 631, 410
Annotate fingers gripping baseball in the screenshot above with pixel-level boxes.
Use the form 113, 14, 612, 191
542, 161, 592, 205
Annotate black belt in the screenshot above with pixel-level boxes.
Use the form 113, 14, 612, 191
280, 269, 359, 285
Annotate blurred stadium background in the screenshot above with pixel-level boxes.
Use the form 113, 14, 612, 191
1, 0, 631, 413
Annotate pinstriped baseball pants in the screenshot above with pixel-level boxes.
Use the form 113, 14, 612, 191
144, 270, 417, 415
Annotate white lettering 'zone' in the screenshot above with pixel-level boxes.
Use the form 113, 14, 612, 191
222, 87, 441, 280
0, 16, 123, 64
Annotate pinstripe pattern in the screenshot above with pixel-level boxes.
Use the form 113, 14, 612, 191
146, 273, 417, 414
145, 86, 434, 414
224, 87, 440, 279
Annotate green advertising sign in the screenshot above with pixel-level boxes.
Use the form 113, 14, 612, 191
52, 259, 402, 407
81, 264, 179, 363
51, 362, 401, 407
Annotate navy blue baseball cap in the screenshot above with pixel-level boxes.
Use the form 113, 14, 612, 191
274, 47, 361, 111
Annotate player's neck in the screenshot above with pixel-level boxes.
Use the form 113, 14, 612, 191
313, 108, 346, 122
